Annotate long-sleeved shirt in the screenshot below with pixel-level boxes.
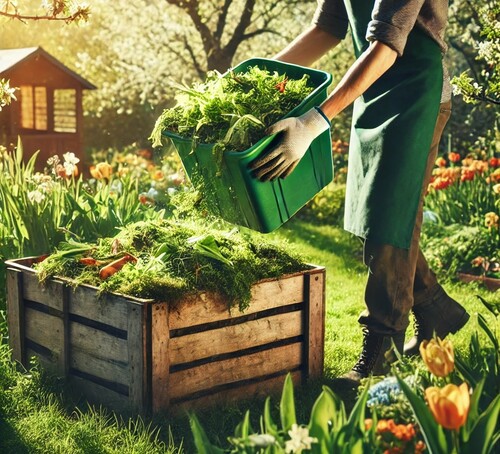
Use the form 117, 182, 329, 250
313, 0, 451, 102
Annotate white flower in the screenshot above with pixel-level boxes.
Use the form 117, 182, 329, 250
63, 152, 80, 166
46, 155, 60, 167
62, 152, 80, 176
28, 190, 45, 204
285, 424, 318, 453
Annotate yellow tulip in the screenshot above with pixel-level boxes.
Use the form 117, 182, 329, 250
419, 337, 454, 377
90, 162, 113, 180
425, 383, 470, 430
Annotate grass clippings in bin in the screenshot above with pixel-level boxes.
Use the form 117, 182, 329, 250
35, 219, 309, 312
150, 65, 314, 155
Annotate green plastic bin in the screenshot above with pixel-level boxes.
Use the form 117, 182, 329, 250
163, 57, 333, 233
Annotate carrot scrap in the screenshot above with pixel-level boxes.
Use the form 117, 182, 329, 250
99, 254, 137, 280
79, 257, 106, 266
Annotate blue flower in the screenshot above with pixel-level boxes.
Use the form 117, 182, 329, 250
367, 377, 402, 407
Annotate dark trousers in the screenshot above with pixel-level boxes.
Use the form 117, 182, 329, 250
358, 101, 452, 335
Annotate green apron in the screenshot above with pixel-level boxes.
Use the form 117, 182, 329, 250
343, 0, 443, 249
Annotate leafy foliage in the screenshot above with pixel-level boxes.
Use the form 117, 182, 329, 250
450, 1, 500, 106
35, 218, 309, 311
151, 66, 314, 152
0, 142, 163, 259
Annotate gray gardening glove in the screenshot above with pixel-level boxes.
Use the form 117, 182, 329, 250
249, 107, 330, 181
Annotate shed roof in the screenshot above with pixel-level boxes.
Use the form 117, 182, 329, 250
0, 46, 96, 89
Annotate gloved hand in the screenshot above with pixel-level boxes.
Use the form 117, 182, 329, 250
249, 107, 330, 181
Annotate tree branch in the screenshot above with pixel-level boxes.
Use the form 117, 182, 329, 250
166, 0, 216, 56
224, 0, 256, 57
215, 0, 232, 41
448, 38, 482, 81
183, 35, 206, 79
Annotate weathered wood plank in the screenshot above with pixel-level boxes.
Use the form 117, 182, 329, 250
169, 342, 303, 399
151, 303, 170, 413
172, 371, 303, 413
127, 302, 145, 413
168, 274, 305, 330
24, 307, 64, 358
69, 376, 132, 414
70, 349, 129, 387
170, 310, 303, 365
70, 285, 144, 332
70, 322, 128, 365
6, 268, 24, 365
305, 270, 325, 379
22, 271, 64, 312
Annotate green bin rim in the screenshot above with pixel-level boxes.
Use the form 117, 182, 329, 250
161, 57, 332, 159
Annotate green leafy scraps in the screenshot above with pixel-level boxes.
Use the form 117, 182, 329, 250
35, 219, 308, 311
187, 234, 233, 267
150, 66, 314, 153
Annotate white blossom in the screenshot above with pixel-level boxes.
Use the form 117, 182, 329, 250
62, 152, 80, 176
284, 424, 318, 454
63, 152, 80, 166
28, 190, 45, 204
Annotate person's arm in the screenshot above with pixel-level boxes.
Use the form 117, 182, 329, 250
250, 40, 397, 181
320, 40, 397, 119
273, 24, 342, 67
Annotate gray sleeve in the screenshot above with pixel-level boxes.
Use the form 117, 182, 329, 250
366, 0, 425, 56
312, 0, 349, 40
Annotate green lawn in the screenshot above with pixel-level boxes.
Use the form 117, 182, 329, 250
0, 218, 498, 453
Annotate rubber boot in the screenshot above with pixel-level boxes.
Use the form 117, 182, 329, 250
342, 328, 405, 384
404, 284, 470, 356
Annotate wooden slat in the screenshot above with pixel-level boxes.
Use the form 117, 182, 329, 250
172, 371, 303, 413
22, 271, 64, 312
168, 274, 305, 330
170, 310, 303, 365
305, 269, 326, 379
25, 307, 64, 358
70, 322, 128, 365
6, 268, 24, 365
169, 342, 302, 399
69, 286, 143, 332
151, 303, 170, 413
69, 376, 132, 414
127, 302, 145, 413
26, 347, 57, 370
70, 348, 129, 387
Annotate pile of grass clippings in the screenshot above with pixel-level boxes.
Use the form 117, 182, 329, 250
150, 65, 314, 153
35, 219, 309, 312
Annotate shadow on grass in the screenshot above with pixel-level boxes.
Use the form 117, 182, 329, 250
0, 416, 30, 454
277, 218, 365, 272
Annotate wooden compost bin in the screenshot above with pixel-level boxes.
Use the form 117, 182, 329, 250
5, 257, 325, 414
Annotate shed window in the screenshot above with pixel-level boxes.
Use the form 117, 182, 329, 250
54, 89, 77, 133
20, 85, 47, 130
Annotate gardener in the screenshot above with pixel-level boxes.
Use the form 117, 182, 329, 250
250, 0, 470, 382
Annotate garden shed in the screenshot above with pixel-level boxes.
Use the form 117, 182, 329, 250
0, 46, 95, 167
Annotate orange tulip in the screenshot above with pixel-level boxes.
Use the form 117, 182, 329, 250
435, 157, 447, 168
90, 162, 113, 180
425, 383, 470, 430
448, 152, 461, 163
419, 337, 454, 377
